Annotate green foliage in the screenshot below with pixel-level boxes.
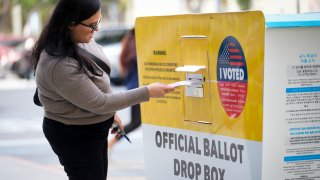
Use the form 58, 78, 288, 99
0, 0, 128, 34
10, 0, 57, 25
237, 0, 252, 10
14, 0, 39, 10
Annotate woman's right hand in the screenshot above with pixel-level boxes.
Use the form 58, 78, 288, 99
147, 82, 175, 98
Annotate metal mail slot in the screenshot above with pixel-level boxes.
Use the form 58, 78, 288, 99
185, 74, 204, 98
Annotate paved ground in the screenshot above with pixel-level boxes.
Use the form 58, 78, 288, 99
0, 132, 146, 180
0, 77, 146, 180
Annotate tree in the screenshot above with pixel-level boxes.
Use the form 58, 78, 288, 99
185, 0, 204, 13
0, 0, 12, 34
0, 0, 127, 35
237, 0, 252, 10
100, 0, 129, 23
0, 0, 57, 34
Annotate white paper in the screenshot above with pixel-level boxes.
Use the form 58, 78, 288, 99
175, 65, 206, 72
168, 80, 194, 87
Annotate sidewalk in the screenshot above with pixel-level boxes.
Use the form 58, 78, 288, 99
0, 155, 146, 180
0, 156, 66, 180
0, 77, 146, 180
0, 130, 146, 180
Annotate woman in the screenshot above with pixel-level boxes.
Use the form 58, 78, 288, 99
108, 28, 142, 149
32, 0, 174, 179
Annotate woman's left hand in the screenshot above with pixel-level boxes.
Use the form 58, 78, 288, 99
113, 114, 124, 139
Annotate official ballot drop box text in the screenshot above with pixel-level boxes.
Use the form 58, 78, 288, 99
135, 12, 320, 180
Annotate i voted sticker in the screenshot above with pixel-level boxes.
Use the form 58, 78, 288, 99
216, 36, 248, 118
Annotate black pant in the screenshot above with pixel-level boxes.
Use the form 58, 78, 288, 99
43, 117, 114, 180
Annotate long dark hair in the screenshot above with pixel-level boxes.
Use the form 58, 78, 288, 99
32, 0, 102, 75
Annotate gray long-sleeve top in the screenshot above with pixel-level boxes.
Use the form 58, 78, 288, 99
35, 40, 149, 125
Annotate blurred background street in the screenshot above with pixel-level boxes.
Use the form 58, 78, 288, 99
0, 73, 145, 180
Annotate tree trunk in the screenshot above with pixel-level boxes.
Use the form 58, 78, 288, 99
0, 0, 12, 34
237, 0, 252, 10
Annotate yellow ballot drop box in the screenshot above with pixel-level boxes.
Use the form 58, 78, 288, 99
135, 11, 320, 180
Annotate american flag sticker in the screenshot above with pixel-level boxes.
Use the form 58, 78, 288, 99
217, 36, 248, 118
219, 42, 245, 67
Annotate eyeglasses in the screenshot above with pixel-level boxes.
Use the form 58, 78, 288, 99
79, 19, 101, 33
